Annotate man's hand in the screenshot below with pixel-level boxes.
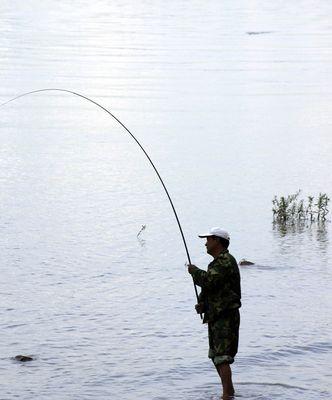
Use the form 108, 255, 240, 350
187, 264, 198, 274
195, 303, 205, 314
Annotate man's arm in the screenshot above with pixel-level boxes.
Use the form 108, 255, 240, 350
188, 263, 228, 290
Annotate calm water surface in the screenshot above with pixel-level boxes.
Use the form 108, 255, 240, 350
0, 1, 331, 399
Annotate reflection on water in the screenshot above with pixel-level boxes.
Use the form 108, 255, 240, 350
272, 220, 329, 255
316, 223, 330, 245
273, 220, 329, 241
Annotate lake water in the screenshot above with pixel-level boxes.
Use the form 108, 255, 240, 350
0, 1, 331, 399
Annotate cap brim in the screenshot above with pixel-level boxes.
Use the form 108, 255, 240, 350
198, 233, 213, 238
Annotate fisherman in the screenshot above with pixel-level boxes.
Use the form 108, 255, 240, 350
188, 227, 241, 399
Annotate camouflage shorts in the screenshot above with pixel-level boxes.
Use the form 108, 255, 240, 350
208, 308, 240, 366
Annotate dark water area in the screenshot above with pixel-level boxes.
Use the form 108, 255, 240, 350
0, 1, 331, 399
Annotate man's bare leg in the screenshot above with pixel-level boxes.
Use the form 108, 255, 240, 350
216, 363, 235, 398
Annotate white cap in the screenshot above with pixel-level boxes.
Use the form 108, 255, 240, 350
198, 227, 230, 241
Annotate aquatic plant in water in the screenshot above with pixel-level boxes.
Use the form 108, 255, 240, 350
272, 191, 330, 223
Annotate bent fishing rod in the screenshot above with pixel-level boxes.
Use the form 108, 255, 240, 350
0, 88, 202, 318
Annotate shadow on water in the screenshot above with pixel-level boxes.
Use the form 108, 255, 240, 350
186, 381, 331, 400
235, 381, 330, 400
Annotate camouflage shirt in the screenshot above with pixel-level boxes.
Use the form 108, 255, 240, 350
190, 250, 241, 323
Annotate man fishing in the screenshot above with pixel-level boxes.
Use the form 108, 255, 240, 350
188, 227, 241, 399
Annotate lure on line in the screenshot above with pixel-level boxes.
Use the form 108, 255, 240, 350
0, 88, 202, 318
137, 225, 146, 238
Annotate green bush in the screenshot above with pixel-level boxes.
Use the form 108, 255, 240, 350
272, 191, 330, 223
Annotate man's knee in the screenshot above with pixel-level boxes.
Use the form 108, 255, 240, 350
212, 354, 235, 365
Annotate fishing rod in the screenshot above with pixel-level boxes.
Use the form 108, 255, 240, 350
0, 88, 202, 317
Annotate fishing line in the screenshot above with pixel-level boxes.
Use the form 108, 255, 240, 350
0, 88, 201, 310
